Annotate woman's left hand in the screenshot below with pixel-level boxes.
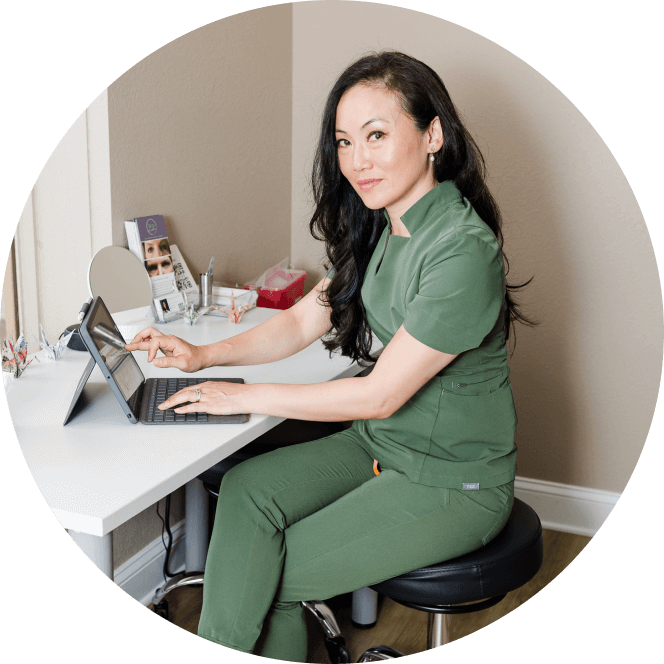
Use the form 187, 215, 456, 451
158, 380, 253, 416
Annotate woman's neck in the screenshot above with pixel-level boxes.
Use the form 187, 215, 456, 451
389, 219, 411, 237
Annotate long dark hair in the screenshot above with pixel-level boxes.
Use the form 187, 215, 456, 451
310, 51, 533, 366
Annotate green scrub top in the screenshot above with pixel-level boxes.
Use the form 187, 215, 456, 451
336, 181, 517, 489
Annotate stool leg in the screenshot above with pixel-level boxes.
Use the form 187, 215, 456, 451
352, 587, 378, 627
427, 613, 451, 648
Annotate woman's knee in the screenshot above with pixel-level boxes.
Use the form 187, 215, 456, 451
219, 457, 268, 502
216, 455, 289, 529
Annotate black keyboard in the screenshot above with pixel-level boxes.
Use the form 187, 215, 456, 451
149, 377, 209, 422
139, 377, 250, 425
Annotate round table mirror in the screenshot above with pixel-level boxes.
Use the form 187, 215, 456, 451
88, 246, 152, 313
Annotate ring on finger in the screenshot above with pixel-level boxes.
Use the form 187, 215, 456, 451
195, 388, 202, 402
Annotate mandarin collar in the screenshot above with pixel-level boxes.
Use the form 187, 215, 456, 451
382, 181, 462, 236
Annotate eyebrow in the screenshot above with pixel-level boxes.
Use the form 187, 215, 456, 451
335, 118, 388, 134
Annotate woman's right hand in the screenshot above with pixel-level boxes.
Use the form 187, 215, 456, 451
124, 327, 209, 372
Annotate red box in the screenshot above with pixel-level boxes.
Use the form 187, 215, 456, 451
243, 272, 306, 310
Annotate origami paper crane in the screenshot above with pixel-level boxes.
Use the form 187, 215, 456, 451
2, 333, 35, 377
211, 292, 256, 324
181, 290, 209, 326
32, 324, 72, 361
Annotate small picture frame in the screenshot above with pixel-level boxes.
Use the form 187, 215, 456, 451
154, 291, 186, 323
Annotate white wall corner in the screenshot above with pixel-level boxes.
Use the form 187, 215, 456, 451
14, 193, 40, 347
86, 89, 113, 253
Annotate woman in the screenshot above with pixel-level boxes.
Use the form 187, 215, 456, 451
126, 51, 528, 661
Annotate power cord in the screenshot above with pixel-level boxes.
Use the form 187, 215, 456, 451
156, 494, 177, 583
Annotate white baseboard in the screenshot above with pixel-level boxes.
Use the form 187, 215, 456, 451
515, 476, 621, 537
113, 519, 187, 607
113, 478, 620, 605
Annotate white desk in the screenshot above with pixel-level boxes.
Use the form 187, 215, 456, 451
7, 307, 374, 578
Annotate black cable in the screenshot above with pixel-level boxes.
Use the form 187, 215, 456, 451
156, 494, 177, 582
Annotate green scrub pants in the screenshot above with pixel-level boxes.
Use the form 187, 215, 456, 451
197, 428, 514, 662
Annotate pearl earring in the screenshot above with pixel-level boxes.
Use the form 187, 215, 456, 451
429, 152, 435, 162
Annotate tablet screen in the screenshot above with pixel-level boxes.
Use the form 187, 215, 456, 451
86, 299, 144, 402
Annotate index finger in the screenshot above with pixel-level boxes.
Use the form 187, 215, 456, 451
124, 335, 168, 362
125, 327, 163, 350
124, 339, 156, 353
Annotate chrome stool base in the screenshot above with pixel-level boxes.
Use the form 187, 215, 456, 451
302, 601, 353, 663
152, 571, 205, 607
427, 612, 451, 648
358, 646, 406, 661
355, 612, 451, 660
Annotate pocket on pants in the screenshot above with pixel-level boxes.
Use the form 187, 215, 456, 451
453, 480, 514, 546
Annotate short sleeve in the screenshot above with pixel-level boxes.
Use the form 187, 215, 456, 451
403, 234, 505, 355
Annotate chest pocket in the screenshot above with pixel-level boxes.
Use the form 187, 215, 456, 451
440, 369, 508, 396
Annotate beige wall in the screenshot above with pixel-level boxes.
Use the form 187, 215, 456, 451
108, 5, 293, 287
291, 2, 663, 493
107, 5, 293, 566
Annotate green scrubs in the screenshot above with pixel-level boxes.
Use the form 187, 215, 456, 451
197, 181, 517, 661
356, 180, 517, 489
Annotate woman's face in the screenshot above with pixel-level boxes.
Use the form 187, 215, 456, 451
335, 84, 441, 222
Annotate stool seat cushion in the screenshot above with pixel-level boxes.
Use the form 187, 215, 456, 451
370, 498, 543, 608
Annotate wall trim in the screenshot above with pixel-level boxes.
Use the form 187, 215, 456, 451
114, 519, 187, 607
515, 476, 621, 537
114, 478, 621, 607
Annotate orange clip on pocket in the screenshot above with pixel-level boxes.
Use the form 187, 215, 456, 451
373, 459, 380, 475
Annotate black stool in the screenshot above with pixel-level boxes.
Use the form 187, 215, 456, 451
371, 498, 543, 653
304, 498, 543, 662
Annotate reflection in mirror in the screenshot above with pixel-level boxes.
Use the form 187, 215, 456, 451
88, 246, 152, 314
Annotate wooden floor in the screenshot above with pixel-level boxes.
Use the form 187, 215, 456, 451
148, 528, 590, 662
